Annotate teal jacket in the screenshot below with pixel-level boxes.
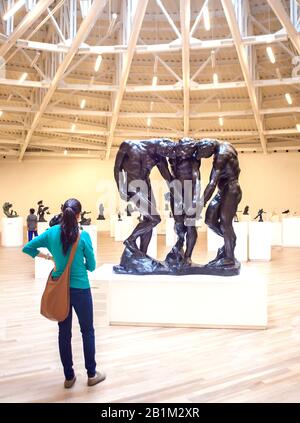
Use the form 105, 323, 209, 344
22, 225, 96, 289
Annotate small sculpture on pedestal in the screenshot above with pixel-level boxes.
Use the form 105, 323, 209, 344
164, 192, 171, 211
234, 213, 239, 222
118, 212, 122, 221
79, 211, 91, 226
49, 204, 63, 227
126, 204, 134, 217
97, 203, 105, 220
3, 202, 19, 218
243, 206, 249, 215
37, 200, 50, 222
254, 209, 266, 222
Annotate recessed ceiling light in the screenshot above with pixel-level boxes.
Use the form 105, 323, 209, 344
203, 5, 210, 31
266, 46, 276, 64
3, 0, 25, 21
94, 55, 102, 72
285, 93, 292, 105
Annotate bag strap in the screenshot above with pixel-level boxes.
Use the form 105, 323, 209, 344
65, 234, 80, 269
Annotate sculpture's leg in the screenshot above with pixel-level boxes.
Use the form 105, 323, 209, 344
184, 221, 197, 265
140, 223, 153, 254
174, 218, 186, 251
169, 186, 186, 251
218, 181, 242, 265
205, 192, 225, 263
205, 192, 223, 237
124, 189, 161, 254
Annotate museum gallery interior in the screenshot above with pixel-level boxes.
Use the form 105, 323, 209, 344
1, 0, 300, 404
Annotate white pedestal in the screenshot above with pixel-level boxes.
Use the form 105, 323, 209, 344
1, 217, 23, 247
81, 225, 97, 263
37, 222, 49, 234
114, 216, 135, 242
282, 217, 300, 247
35, 247, 54, 280
249, 222, 272, 261
96, 219, 110, 232
110, 215, 118, 237
233, 222, 249, 262
207, 227, 223, 252
165, 217, 176, 247
240, 215, 251, 222
93, 264, 267, 329
136, 228, 157, 259
271, 222, 282, 246
270, 214, 280, 223
122, 216, 135, 240
114, 220, 123, 241
207, 223, 248, 262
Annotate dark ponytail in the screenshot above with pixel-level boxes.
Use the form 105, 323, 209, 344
60, 198, 82, 255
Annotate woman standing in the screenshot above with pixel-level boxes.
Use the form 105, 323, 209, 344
23, 198, 105, 389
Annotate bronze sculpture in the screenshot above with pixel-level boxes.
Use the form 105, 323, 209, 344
3, 202, 19, 218
80, 211, 91, 226
198, 139, 242, 268
97, 203, 105, 220
243, 206, 249, 215
37, 200, 50, 222
113, 138, 242, 276
113, 139, 176, 274
49, 204, 63, 227
166, 138, 201, 268
254, 209, 266, 222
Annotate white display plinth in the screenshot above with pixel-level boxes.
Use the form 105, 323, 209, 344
282, 217, 300, 247
96, 219, 110, 232
240, 215, 251, 222
271, 222, 282, 246
114, 220, 123, 241
114, 216, 135, 242
249, 222, 272, 261
1, 217, 23, 247
136, 228, 157, 259
35, 247, 54, 280
93, 264, 267, 329
207, 227, 223, 252
81, 225, 97, 262
165, 217, 176, 246
37, 222, 49, 234
110, 215, 116, 237
122, 216, 135, 240
207, 223, 248, 262
233, 222, 249, 262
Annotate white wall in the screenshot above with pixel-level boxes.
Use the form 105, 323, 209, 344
0, 153, 300, 222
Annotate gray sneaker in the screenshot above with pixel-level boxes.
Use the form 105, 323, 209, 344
87, 371, 106, 387
64, 376, 76, 389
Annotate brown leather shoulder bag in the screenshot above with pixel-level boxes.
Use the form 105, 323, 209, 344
40, 235, 80, 322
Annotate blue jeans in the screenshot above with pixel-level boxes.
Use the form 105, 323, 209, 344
58, 288, 96, 380
28, 230, 38, 241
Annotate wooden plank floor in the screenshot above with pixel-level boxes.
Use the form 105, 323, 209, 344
0, 231, 300, 403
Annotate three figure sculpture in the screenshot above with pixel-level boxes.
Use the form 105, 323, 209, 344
114, 138, 242, 276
